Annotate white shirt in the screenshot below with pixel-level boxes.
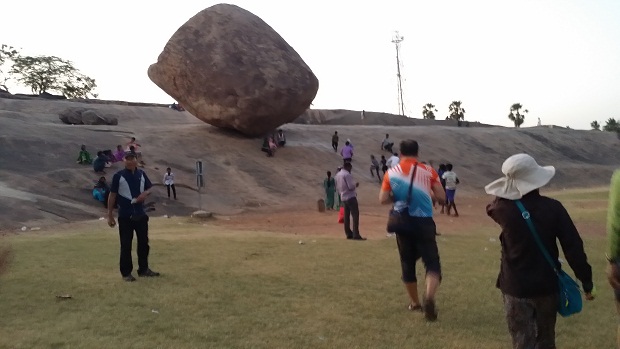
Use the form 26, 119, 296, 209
387, 155, 400, 168
442, 171, 458, 190
163, 172, 175, 185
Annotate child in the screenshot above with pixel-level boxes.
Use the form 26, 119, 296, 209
380, 155, 388, 175
93, 151, 107, 173
276, 129, 286, 147
261, 137, 273, 157
369, 155, 380, 178
269, 137, 277, 153
163, 167, 177, 200
77, 145, 93, 164
113, 145, 125, 162
442, 163, 460, 217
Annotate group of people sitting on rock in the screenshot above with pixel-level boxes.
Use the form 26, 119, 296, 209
261, 129, 287, 157
77, 137, 144, 174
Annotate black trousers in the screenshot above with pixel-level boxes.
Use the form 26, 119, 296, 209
118, 216, 150, 276
395, 217, 441, 283
332, 141, 338, 152
343, 197, 360, 238
166, 184, 177, 198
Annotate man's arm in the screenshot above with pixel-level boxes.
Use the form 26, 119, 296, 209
345, 173, 357, 191
556, 203, 593, 293
137, 172, 153, 202
606, 171, 620, 291
107, 193, 117, 217
379, 173, 392, 204
608, 171, 620, 260
432, 183, 446, 205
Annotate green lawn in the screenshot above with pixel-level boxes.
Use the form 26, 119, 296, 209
0, 192, 617, 349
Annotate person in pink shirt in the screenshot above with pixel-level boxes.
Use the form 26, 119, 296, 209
340, 141, 354, 163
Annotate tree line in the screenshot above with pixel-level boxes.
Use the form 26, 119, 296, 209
422, 101, 528, 127
0, 44, 97, 99
591, 119, 620, 132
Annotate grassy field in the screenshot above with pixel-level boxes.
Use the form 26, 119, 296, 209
0, 190, 616, 349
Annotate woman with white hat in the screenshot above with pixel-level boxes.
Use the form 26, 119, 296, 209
485, 153, 594, 349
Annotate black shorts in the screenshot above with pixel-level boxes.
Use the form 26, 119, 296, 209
395, 217, 441, 283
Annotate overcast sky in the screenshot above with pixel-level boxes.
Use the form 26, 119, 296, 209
3, 0, 620, 129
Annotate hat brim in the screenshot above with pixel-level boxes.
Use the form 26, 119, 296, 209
485, 165, 555, 199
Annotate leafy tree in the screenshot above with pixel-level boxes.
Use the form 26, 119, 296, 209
590, 120, 601, 131
9, 55, 97, 98
0, 44, 19, 92
603, 118, 620, 133
422, 103, 437, 119
447, 101, 465, 121
508, 103, 528, 128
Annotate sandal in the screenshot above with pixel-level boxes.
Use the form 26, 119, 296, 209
407, 303, 423, 312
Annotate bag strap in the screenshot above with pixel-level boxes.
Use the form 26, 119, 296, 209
405, 163, 419, 204
514, 200, 559, 274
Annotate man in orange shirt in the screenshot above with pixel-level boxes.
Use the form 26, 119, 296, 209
379, 140, 446, 321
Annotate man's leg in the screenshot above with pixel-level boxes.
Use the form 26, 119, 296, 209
396, 233, 421, 310
503, 294, 537, 349
135, 216, 151, 275
118, 218, 134, 277
171, 184, 177, 199
533, 294, 558, 349
343, 200, 353, 239
166, 185, 171, 198
349, 197, 363, 239
416, 218, 442, 321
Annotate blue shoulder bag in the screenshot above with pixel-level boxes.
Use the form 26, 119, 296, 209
515, 200, 582, 317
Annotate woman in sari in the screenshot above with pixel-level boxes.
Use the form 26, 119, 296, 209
323, 171, 336, 210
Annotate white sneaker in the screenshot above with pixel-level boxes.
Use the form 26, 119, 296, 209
386, 232, 396, 237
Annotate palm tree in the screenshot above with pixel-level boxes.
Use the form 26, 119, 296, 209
508, 103, 528, 128
603, 118, 620, 132
422, 103, 437, 119
447, 101, 465, 121
591, 121, 601, 131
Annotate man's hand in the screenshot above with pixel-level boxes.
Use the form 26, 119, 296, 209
107, 214, 116, 228
607, 262, 620, 290
135, 191, 150, 203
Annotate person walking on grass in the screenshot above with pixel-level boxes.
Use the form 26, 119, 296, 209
163, 167, 177, 200
323, 171, 336, 210
442, 163, 459, 216
485, 154, 594, 349
107, 152, 160, 282
606, 169, 620, 348
331, 131, 339, 152
380, 140, 446, 321
335, 162, 366, 240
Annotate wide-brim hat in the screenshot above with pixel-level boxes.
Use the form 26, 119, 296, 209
484, 153, 555, 200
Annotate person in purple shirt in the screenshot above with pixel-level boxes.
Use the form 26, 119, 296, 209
340, 141, 354, 163
113, 145, 125, 162
334, 162, 366, 240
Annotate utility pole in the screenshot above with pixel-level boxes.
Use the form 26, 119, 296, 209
391, 31, 405, 116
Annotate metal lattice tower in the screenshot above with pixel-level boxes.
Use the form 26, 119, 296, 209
391, 31, 405, 116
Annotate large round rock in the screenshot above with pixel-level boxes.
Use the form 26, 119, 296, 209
148, 4, 319, 137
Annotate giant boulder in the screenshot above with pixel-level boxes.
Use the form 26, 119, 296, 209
147, 4, 319, 137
